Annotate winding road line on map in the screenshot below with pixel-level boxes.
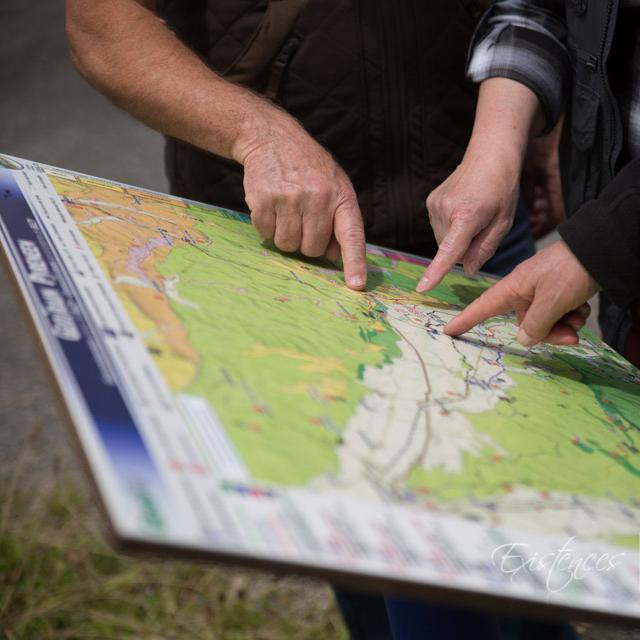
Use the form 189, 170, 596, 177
382, 321, 434, 488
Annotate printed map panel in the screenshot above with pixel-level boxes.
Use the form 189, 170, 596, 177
49, 171, 640, 549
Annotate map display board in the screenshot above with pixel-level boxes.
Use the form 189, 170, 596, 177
0, 154, 639, 622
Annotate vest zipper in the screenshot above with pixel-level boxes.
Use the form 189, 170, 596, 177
264, 35, 302, 101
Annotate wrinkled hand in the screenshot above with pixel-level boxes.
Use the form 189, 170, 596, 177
444, 240, 600, 347
417, 147, 521, 293
236, 114, 367, 290
521, 121, 566, 239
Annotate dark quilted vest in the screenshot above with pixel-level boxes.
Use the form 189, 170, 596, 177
159, 0, 488, 256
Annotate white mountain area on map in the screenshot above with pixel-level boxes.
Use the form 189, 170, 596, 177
311, 302, 512, 495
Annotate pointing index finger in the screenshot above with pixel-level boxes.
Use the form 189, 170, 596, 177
417, 220, 476, 292
444, 278, 521, 337
334, 198, 367, 290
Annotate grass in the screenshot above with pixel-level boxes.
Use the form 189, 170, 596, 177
1, 431, 638, 640
0, 441, 347, 640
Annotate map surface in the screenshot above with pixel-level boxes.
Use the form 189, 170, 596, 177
49, 170, 640, 549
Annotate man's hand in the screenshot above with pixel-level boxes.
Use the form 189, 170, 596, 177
235, 115, 367, 290
66, 0, 367, 291
521, 119, 566, 239
444, 240, 600, 347
417, 146, 521, 292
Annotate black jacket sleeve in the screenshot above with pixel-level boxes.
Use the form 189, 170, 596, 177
558, 158, 640, 307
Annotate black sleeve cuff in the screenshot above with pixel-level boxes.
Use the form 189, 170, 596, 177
558, 160, 640, 308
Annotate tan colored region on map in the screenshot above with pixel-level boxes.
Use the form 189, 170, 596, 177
287, 378, 349, 400
247, 345, 347, 374
49, 174, 202, 391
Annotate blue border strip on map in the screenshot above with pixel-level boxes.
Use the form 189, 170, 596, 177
0, 168, 164, 503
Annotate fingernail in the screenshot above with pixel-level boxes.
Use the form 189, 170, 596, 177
416, 276, 430, 293
348, 275, 365, 288
517, 328, 535, 348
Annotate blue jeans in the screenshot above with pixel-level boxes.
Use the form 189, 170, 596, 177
482, 196, 535, 277
335, 201, 577, 640
335, 592, 580, 640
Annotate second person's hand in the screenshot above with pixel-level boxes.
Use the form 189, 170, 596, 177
416, 143, 521, 293
415, 77, 545, 294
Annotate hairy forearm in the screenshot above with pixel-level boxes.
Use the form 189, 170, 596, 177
65, 0, 369, 289
66, 0, 284, 163
465, 78, 544, 169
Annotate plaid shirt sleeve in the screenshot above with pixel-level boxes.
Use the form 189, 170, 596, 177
467, 0, 570, 133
